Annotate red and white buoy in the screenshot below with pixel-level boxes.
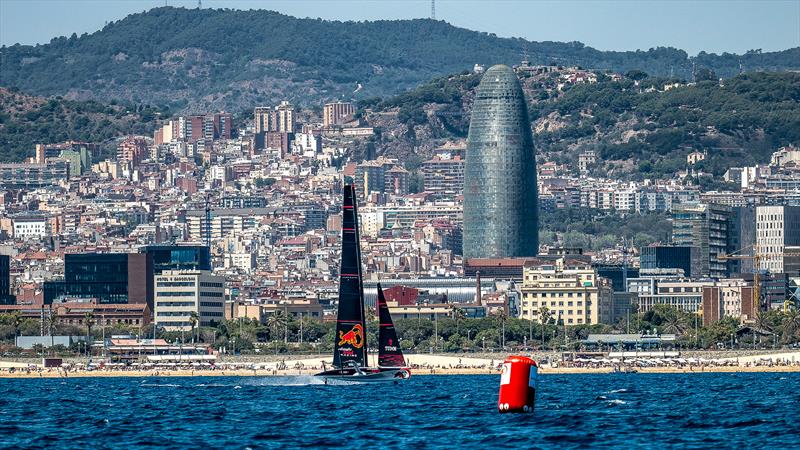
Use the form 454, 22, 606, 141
498, 355, 538, 413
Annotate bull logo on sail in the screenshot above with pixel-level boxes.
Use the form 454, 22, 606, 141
338, 324, 364, 349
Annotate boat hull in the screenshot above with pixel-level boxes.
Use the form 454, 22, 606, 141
315, 367, 411, 384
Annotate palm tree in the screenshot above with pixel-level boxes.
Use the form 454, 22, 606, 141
663, 313, 689, 336
267, 311, 289, 344
754, 311, 774, 334
84, 312, 95, 356
493, 310, 508, 349
46, 307, 59, 351
538, 307, 552, 350
781, 309, 800, 342
452, 306, 466, 336
539, 306, 552, 325
10, 311, 22, 345
189, 312, 199, 344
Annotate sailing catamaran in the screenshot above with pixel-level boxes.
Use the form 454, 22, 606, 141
315, 184, 411, 383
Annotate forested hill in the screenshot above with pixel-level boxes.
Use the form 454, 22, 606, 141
0, 88, 164, 162
359, 70, 800, 180
1, 7, 798, 112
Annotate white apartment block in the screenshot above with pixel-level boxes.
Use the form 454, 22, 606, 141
13, 218, 48, 238
613, 189, 637, 212
756, 206, 800, 273
154, 270, 225, 332
225, 252, 256, 273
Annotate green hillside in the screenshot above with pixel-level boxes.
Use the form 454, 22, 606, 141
0, 88, 165, 162
361, 70, 800, 178
1, 7, 798, 112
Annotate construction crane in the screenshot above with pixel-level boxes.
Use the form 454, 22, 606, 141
719, 245, 789, 317
204, 193, 212, 249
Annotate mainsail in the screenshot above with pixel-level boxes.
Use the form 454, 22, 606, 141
377, 283, 406, 368
332, 184, 368, 368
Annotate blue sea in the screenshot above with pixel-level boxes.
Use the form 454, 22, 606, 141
1, 373, 799, 449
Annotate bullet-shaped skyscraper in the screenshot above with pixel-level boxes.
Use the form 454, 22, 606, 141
463, 65, 538, 259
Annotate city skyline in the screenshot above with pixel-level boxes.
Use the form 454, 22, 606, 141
1, 0, 798, 55
0, 1, 799, 447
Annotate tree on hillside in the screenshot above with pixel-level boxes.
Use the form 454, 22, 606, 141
694, 68, 717, 82
625, 70, 649, 81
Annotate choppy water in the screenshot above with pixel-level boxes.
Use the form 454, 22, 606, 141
2, 373, 799, 449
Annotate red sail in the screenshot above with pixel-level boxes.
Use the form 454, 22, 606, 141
377, 283, 406, 368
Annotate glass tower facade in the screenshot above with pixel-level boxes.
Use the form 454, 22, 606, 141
640, 246, 700, 278
463, 64, 538, 259
0, 254, 14, 305
141, 245, 211, 273
43, 253, 153, 306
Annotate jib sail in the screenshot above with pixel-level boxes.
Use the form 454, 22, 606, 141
377, 283, 406, 368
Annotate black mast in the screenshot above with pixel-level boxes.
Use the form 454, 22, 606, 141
333, 185, 368, 368
377, 283, 406, 368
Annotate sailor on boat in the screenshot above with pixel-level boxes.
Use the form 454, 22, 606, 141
315, 184, 411, 383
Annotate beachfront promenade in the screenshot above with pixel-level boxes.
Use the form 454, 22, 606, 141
2, 351, 799, 378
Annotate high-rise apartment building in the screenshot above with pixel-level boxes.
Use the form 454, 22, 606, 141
323, 102, 355, 127
213, 112, 233, 140
60, 147, 91, 177
254, 106, 272, 134
254, 102, 295, 134
463, 65, 538, 259
353, 157, 406, 197
185, 115, 205, 143
175, 117, 187, 141
385, 166, 410, 195
116, 137, 149, 168
422, 155, 464, 200
355, 160, 387, 197
728, 206, 756, 274
756, 205, 800, 273
672, 202, 731, 278
203, 116, 215, 141
274, 101, 295, 133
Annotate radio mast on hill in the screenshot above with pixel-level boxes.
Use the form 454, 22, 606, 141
431, 0, 436, 20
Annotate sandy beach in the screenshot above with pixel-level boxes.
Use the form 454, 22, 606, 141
2, 351, 799, 378
2, 365, 800, 379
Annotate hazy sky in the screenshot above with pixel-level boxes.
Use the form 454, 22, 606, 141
1, 0, 798, 55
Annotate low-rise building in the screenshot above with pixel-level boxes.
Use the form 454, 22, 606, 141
627, 277, 712, 314
386, 301, 452, 320
702, 279, 755, 326
520, 258, 613, 325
